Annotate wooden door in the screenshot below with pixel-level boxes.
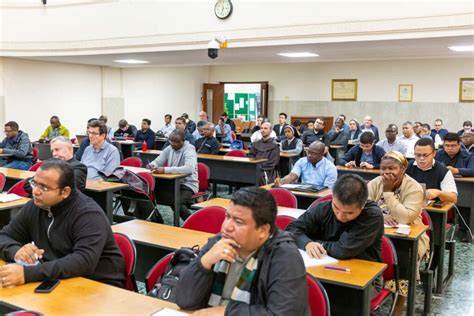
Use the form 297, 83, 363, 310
202, 83, 224, 123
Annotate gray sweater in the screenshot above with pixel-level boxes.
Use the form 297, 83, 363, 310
0, 131, 33, 162
150, 141, 198, 193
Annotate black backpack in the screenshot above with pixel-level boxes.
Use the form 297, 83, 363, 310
147, 245, 200, 302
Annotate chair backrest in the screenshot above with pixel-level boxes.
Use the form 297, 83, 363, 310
113, 232, 137, 292
421, 209, 433, 238
225, 150, 247, 157
306, 275, 330, 316
308, 194, 333, 210
276, 215, 295, 230
136, 171, 155, 199
0, 173, 6, 192
7, 179, 29, 197
381, 235, 398, 281
32, 147, 39, 161
28, 161, 44, 172
120, 157, 143, 168
231, 131, 237, 141
197, 162, 210, 192
270, 188, 298, 208
182, 206, 226, 234
145, 253, 173, 293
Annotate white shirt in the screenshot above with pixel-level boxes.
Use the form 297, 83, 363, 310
251, 130, 277, 143
399, 134, 419, 158
413, 160, 458, 194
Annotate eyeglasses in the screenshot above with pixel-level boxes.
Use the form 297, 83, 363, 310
87, 131, 101, 136
29, 179, 61, 193
414, 152, 433, 159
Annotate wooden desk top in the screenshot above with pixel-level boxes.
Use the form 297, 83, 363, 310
0, 153, 12, 157
192, 198, 306, 218
0, 167, 35, 180
424, 201, 455, 213
307, 259, 386, 289
336, 166, 381, 175
279, 151, 300, 158
123, 166, 189, 179
116, 140, 141, 145
384, 223, 428, 240
198, 154, 267, 164
0, 197, 30, 210
454, 176, 474, 183
260, 184, 332, 199
135, 149, 162, 155
0, 274, 182, 315
219, 148, 250, 154
85, 180, 129, 192
112, 220, 212, 250
329, 145, 344, 149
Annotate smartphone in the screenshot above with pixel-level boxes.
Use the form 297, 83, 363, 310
34, 279, 60, 293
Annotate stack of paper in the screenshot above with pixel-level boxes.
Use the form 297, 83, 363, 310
298, 249, 338, 267
0, 193, 22, 203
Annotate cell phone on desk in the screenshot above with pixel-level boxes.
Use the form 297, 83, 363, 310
34, 279, 60, 293
431, 198, 443, 208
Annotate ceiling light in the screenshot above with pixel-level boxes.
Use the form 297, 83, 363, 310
448, 45, 474, 52
277, 52, 319, 58
114, 59, 150, 64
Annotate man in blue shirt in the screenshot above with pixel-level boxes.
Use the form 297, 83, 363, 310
81, 120, 120, 180
275, 141, 337, 188
216, 117, 233, 143
430, 119, 448, 143
376, 124, 407, 155
134, 118, 155, 150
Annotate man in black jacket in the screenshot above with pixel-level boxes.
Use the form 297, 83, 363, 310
0, 160, 125, 288
272, 112, 289, 140
195, 123, 220, 155
176, 187, 308, 315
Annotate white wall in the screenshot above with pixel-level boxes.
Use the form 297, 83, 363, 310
2, 58, 102, 139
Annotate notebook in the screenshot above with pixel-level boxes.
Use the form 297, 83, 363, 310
280, 183, 328, 193
298, 249, 338, 267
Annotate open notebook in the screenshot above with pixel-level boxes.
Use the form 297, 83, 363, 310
0, 193, 22, 203
298, 249, 338, 267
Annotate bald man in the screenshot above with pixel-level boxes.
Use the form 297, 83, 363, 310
195, 123, 220, 154
275, 141, 337, 189
361, 115, 380, 143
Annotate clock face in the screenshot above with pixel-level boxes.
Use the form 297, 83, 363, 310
214, 0, 233, 19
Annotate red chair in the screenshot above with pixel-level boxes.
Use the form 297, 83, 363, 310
145, 253, 173, 293
370, 236, 399, 314
29, 161, 44, 172
0, 173, 6, 192
182, 206, 226, 234
308, 194, 333, 209
8, 180, 29, 197
225, 150, 247, 157
306, 275, 330, 316
270, 188, 298, 208
113, 232, 138, 292
32, 147, 39, 162
191, 163, 211, 202
276, 215, 295, 230
120, 157, 143, 168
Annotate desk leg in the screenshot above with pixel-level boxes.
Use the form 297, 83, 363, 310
407, 239, 418, 316
173, 179, 180, 227
427, 210, 447, 294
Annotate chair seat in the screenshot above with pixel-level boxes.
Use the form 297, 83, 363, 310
370, 288, 391, 310
192, 191, 206, 198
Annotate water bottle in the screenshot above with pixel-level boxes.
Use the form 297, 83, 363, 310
142, 141, 148, 152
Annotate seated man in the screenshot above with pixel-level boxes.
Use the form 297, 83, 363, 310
339, 131, 386, 169
430, 118, 448, 143
376, 124, 407, 155
418, 123, 432, 139
457, 120, 474, 137
301, 118, 329, 148
182, 113, 196, 134
195, 123, 220, 155
98, 115, 115, 141
0, 121, 33, 170
221, 112, 236, 131
250, 115, 265, 134
40, 115, 70, 140
328, 117, 350, 148
216, 117, 233, 144
114, 119, 137, 138
148, 129, 198, 220
276, 141, 337, 189
192, 120, 207, 140
81, 120, 120, 180
176, 187, 308, 315
361, 115, 380, 143
0, 160, 125, 288
406, 137, 457, 203
399, 121, 419, 159
158, 114, 175, 138
286, 174, 383, 297
134, 118, 155, 150
248, 122, 280, 185
462, 130, 474, 154
272, 112, 289, 140
162, 117, 195, 149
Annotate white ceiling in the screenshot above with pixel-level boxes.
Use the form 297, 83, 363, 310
21, 35, 474, 67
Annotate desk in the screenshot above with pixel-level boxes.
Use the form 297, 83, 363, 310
0, 274, 182, 315
84, 180, 129, 223
385, 224, 428, 316
454, 176, 474, 243
116, 140, 141, 158
123, 166, 189, 227
424, 202, 454, 294
336, 166, 380, 181
191, 198, 306, 218
260, 184, 332, 209
197, 154, 267, 196
112, 220, 212, 280
307, 259, 386, 315
0, 167, 36, 190
135, 149, 162, 166
0, 197, 31, 228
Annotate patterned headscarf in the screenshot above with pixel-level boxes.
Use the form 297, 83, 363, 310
382, 150, 408, 169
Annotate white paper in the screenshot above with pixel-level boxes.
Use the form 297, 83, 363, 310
298, 249, 338, 267
240, 98, 245, 109
227, 93, 235, 101
280, 183, 303, 189
234, 103, 240, 110
0, 193, 22, 203
150, 308, 188, 316
249, 98, 255, 111
384, 223, 410, 229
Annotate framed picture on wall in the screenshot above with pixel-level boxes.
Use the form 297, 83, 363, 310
398, 84, 413, 102
331, 79, 357, 101
459, 78, 474, 103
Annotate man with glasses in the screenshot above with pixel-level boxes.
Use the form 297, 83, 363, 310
0, 160, 125, 288
406, 137, 457, 203
0, 121, 33, 170
275, 141, 337, 188
376, 124, 407, 155
339, 132, 386, 169
301, 118, 329, 149
81, 120, 120, 180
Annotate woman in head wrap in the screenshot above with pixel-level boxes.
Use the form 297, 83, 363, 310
367, 151, 429, 316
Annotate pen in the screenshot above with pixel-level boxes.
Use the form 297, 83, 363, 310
31, 241, 44, 264
324, 266, 351, 272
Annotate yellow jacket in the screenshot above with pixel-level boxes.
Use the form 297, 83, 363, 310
40, 125, 70, 139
